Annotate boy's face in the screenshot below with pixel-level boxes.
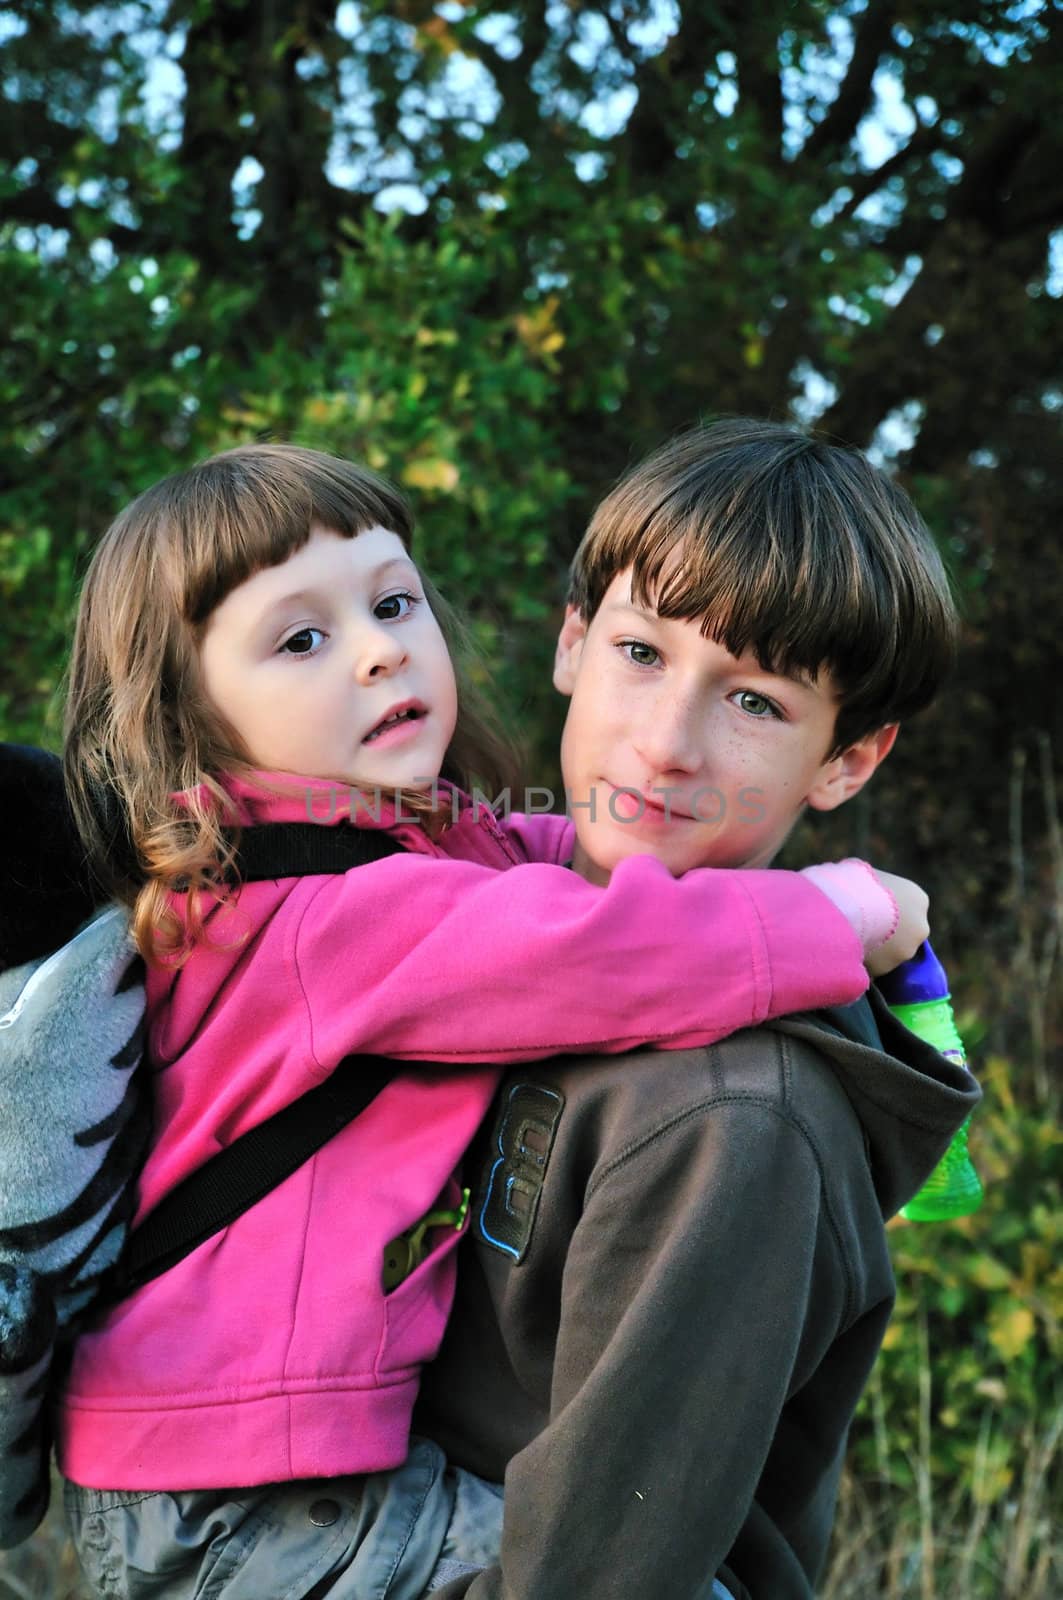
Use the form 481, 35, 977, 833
554, 570, 896, 884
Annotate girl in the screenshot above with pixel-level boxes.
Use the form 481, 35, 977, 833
59, 443, 906, 1597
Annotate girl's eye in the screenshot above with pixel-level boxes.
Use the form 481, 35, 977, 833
733, 690, 780, 719
280, 627, 325, 657
374, 591, 418, 621
620, 639, 661, 668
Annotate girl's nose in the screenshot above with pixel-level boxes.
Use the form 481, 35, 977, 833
354, 623, 408, 683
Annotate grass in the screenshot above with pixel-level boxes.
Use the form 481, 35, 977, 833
823, 1404, 1063, 1600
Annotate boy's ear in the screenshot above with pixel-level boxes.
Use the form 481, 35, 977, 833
553, 606, 588, 696
805, 724, 899, 813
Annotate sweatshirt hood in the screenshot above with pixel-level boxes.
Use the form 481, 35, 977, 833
772, 989, 982, 1220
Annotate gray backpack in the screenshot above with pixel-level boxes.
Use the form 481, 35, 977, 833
0, 821, 406, 1548
0, 906, 148, 1546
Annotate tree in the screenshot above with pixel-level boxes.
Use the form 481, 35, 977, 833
2, 0, 1060, 985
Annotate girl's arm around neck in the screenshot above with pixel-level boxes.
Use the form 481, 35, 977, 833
498, 809, 575, 866
293, 851, 870, 1068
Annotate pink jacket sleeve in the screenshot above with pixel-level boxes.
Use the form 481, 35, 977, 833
499, 809, 574, 866
292, 851, 870, 1068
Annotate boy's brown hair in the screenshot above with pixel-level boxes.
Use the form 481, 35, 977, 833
567, 417, 958, 756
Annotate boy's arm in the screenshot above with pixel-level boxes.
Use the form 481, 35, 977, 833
431, 1084, 848, 1599
294, 851, 880, 1067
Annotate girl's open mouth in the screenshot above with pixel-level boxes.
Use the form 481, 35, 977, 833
362, 704, 427, 745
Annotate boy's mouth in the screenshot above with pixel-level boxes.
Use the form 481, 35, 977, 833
606, 783, 695, 822
362, 700, 427, 743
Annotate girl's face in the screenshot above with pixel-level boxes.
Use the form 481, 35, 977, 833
198, 525, 458, 791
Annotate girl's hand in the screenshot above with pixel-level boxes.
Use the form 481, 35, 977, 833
799, 859, 929, 976
864, 869, 930, 977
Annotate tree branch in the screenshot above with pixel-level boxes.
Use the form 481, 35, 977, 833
0, 188, 75, 235
0, 186, 145, 251
452, 1, 559, 159
799, 0, 898, 166
716, 0, 786, 161
882, 110, 1051, 260
173, 0, 252, 271
621, 4, 741, 191
831, 122, 939, 229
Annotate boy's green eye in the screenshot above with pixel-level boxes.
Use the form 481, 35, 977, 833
623, 640, 660, 667
734, 690, 776, 718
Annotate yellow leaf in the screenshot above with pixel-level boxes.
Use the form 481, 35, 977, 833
983, 1055, 1015, 1112
408, 372, 428, 401
1045, 1267, 1063, 1323
972, 1447, 1014, 1507
1020, 1242, 1050, 1290
418, 16, 458, 53
306, 396, 346, 423
415, 328, 458, 347
516, 295, 565, 360
221, 406, 269, 428
969, 1254, 1012, 1291
988, 1302, 1035, 1362
402, 457, 460, 492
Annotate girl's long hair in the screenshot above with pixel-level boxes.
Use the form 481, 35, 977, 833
63, 443, 521, 967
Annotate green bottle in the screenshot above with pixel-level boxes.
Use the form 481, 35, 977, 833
878, 943, 984, 1221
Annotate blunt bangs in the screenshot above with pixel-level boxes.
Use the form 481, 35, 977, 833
120, 444, 415, 629
571, 420, 959, 751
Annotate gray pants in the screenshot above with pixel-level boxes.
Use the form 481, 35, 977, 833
64, 1437, 504, 1600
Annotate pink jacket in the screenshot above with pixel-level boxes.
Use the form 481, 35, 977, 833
58, 771, 878, 1491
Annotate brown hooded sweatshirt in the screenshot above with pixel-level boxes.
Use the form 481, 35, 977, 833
417, 991, 980, 1600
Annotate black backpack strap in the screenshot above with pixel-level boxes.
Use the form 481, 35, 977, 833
110, 820, 411, 1301
230, 822, 406, 881
112, 1055, 398, 1297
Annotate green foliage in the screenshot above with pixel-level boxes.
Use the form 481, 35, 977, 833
303, 216, 574, 756
0, 2, 1058, 1080
3, 3, 1062, 792
834, 1047, 1063, 1594
862, 1056, 1061, 1485
0, 14, 1060, 1596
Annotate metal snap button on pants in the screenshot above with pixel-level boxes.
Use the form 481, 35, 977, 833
64, 1438, 504, 1600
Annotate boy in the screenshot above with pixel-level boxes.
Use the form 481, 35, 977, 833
414, 419, 980, 1598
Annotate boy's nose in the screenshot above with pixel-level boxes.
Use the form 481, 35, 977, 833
354, 624, 408, 683
632, 700, 706, 777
